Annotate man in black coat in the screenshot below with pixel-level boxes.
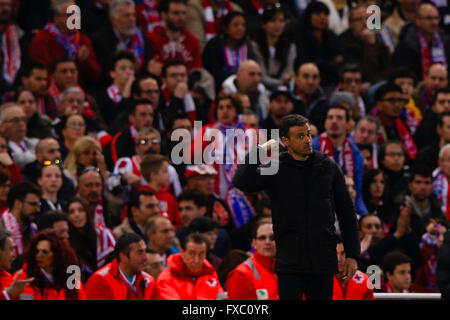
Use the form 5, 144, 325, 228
233, 114, 360, 300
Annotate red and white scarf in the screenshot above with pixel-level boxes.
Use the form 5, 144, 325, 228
1, 23, 21, 85
319, 132, 355, 180
203, 0, 233, 41
107, 84, 122, 104
250, 0, 264, 15
417, 31, 447, 80
96, 225, 116, 268
48, 81, 95, 119
94, 198, 106, 227
433, 168, 450, 220
115, 27, 145, 69
223, 45, 247, 72
1, 209, 24, 256
141, 0, 162, 33
44, 22, 81, 60
379, 118, 418, 160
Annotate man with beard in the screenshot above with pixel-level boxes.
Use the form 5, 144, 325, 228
0, 181, 41, 272
147, 0, 202, 73
313, 104, 368, 216
0, 0, 21, 95
233, 114, 360, 300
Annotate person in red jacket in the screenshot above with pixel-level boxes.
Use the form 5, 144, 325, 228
0, 229, 34, 300
153, 232, 225, 299
140, 154, 182, 229
86, 233, 155, 300
28, 0, 102, 88
226, 219, 278, 300
332, 237, 375, 300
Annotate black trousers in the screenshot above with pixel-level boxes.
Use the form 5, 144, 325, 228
277, 273, 334, 300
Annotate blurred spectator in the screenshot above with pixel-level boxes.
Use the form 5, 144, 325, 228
313, 104, 368, 215
382, 251, 412, 293
335, 64, 366, 118
294, 1, 343, 91
226, 219, 278, 300
432, 144, 450, 221
176, 188, 207, 232
153, 232, 225, 300
241, 109, 258, 129
437, 229, 450, 299
15, 229, 86, 299
251, 6, 296, 91
357, 143, 375, 173
36, 210, 69, 244
329, 91, 357, 134
216, 248, 250, 289
222, 60, 269, 121
144, 248, 164, 279
318, 0, 349, 36
36, 162, 64, 219
0, 168, 10, 212
288, 62, 329, 133
85, 233, 154, 300
185, 0, 241, 51
392, 3, 450, 82
0, 103, 39, 169
14, 88, 53, 139
203, 12, 255, 92
28, 0, 102, 88
79, 0, 112, 38
147, 0, 202, 73
136, 0, 163, 34
145, 215, 179, 265
0, 133, 22, 185
58, 114, 86, 161
66, 197, 115, 281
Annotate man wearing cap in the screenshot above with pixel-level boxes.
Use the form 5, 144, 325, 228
185, 164, 234, 231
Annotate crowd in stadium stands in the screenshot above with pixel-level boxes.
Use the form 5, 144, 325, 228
1, 0, 450, 300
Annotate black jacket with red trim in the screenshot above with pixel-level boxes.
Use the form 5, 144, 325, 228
104, 127, 136, 172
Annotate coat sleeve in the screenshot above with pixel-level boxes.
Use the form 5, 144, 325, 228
332, 162, 360, 259
85, 273, 114, 300
232, 147, 270, 193
226, 268, 256, 300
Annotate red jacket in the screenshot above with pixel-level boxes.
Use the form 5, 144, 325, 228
226, 251, 279, 300
86, 259, 155, 300
153, 253, 225, 300
13, 268, 87, 300
142, 185, 181, 229
147, 26, 202, 72
0, 270, 12, 300
28, 30, 102, 86
332, 271, 375, 300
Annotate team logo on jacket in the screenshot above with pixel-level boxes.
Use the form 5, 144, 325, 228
256, 288, 268, 300
352, 271, 364, 284
206, 279, 217, 287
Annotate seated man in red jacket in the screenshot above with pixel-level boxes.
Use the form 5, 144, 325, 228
86, 233, 155, 300
0, 229, 34, 300
333, 235, 375, 300
226, 218, 278, 300
153, 232, 225, 299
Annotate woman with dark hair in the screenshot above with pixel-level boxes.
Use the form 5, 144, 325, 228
14, 230, 86, 300
251, 6, 296, 90
203, 11, 255, 90
295, 1, 343, 91
36, 161, 64, 222
66, 197, 115, 282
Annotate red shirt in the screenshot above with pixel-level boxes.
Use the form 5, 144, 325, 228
141, 185, 181, 229
332, 271, 375, 300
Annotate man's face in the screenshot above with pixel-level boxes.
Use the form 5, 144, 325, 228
163, 65, 187, 94
148, 219, 175, 253
270, 94, 293, 119
382, 143, 405, 172
242, 114, 258, 129
424, 65, 448, 96
388, 263, 412, 292
163, 2, 186, 31
136, 132, 161, 157
0, 0, 12, 25
237, 63, 262, 94
54, 1, 76, 34
52, 220, 70, 243
138, 78, 160, 107
129, 104, 154, 131
0, 237, 15, 270
296, 64, 320, 95
77, 171, 103, 205
349, 7, 367, 36
378, 91, 406, 119
187, 176, 215, 196
310, 11, 328, 30
112, 4, 136, 36
439, 149, 450, 178
416, 4, 440, 36
1, 106, 27, 142
339, 72, 362, 96
151, 161, 170, 188
60, 91, 84, 116
252, 223, 276, 258
336, 243, 346, 274
281, 124, 313, 158
216, 98, 237, 125
360, 215, 383, 242
181, 241, 207, 273
179, 200, 205, 227
433, 93, 450, 114
133, 195, 160, 226
438, 115, 450, 143
19, 193, 41, 223
408, 175, 433, 201
17, 91, 37, 119
144, 252, 164, 279
23, 68, 48, 96
53, 62, 78, 90
354, 119, 378, 144
325, 108, 347, 138
121, 240, 147, 275
394, 77, 414, 99
110, 59, 135, 87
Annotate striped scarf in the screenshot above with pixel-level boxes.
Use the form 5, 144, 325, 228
107, 84, 122, 104
432, 168, 450, 220
202, 0, 233, 41
142, 0, 162, 32
1, 209, 36, 257
44, 22, 81, 60
96, 225, 116, 268
116, 27, 145, 69
319, 132, 355, 180
223, 44, 247, 73
1, 23, 21, 85
417, 31, 447, 80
